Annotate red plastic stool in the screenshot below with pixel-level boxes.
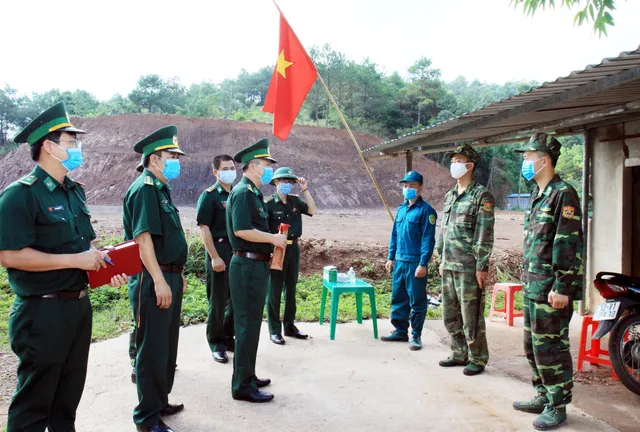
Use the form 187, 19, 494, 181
489, 283, 524, 326
576, 315, 618, 380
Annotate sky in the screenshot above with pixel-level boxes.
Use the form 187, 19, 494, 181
1, 0, 639, 100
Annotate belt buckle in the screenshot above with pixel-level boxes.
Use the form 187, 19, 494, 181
287, 240, 293, 245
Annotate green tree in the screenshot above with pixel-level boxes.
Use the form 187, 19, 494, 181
0, 85, 24, 147
129, 74, 186, 113
511, 0, 620, 36
179, 82, 224, 118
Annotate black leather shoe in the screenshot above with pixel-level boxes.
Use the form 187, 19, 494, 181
270, 334, 285, 345
255, 377, 271, 388
213, 351, 229, 364
160, 403, 184, 416
233, 390, 274, 403
131, 368, 136, 384
284, 327, 309, 339
136, 420, 175, 432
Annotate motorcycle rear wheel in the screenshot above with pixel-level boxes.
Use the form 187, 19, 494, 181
609, 313, 640, 396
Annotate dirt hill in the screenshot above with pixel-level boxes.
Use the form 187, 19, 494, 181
0, 115, 452, 208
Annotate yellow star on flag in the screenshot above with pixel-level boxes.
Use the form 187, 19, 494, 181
276, 50, 294, 78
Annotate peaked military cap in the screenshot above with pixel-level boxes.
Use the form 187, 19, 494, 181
270, 167, 298, 185
514, 132, 562, 162
233, 138, 277, 165
134, 125, 185, 156
14, 101, 85, 145
445, 144, 480, 165
400, 170, 423, 185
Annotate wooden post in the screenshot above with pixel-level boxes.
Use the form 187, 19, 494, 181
316, 73, 395, 222
405, 150, 413, 172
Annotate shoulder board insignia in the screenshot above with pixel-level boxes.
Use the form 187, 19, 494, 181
18, 175, 37, 186
264, 196, 274, 203
144, 176, 154, 186
206, 185, 216, 193
72, 179, 85, 187
247, 184, 254, 193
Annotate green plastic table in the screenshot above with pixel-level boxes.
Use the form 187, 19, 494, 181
319, 278, 378, 340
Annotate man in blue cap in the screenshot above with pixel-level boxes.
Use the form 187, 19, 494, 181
383, 171, 437, 350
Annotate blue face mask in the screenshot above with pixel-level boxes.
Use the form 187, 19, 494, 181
260, 166, 274, 185
403, 187, 418, 200
51, 143, 83, 171
521, 158, 544, 181
219, 170, 237, 185
278, 183, 292, 195
162, 159, 181, 180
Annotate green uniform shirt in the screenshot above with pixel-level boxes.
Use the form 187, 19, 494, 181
0, 165, 96, 296
264, 193, 311, 237
122, 169, 188, 266
196, 182, 230, 238
522, 175, 583, 301
436, 181, 495, 273
226, 177, 271, 255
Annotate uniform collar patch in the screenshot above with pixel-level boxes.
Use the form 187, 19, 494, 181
43, 176, 57, 192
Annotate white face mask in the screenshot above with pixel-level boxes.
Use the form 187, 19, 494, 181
450, 162, 469, 179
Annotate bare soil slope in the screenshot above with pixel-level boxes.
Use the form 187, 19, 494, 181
0, 115, 452, 208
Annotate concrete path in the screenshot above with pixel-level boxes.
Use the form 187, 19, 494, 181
77, 320, 615, 432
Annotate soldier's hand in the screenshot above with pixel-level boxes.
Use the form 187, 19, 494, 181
385, 260, 394, 273
415, 265, 427, 278
154, 279, 173, 309
439, 263, 444, 276
297, 177, 308, 190
212, 257, 226, 272
182, 274, 187, 293
548, 291, 569, 309
109, 273, 128, 287
476, 271, 489, 289
77, 250, 110, 271
271, 234, 288, 249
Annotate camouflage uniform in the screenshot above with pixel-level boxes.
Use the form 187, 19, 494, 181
436, 145, 495, 367
516, 134, 583, 410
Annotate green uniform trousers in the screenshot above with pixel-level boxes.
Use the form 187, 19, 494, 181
267, 243, 300, 335
205, 242, 235, 352
442, 270, 489, 366
128, 271, 183, 428
524, 297, 574, 408
7, 294, 92, 432
228, 255, 269, 398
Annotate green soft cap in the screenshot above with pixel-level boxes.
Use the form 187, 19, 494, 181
400, 170, 423, 185
445, 144, 480, 165
270, 167, 298, 185
133, 125, 185, 156
13, 101, 86, 145
233, 138, 277, 165
514, 133, 562, 161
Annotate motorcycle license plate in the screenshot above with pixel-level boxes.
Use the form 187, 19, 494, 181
593, 301, 621, 321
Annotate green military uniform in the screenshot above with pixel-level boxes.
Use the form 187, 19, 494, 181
130, 155, 145, 381
265, 167, 312, 336
226, 138, 276, 399
122, 125, 188, 428
436, 145, 495, 368
196, 182, 235, 353
1, 102, 95, 431
515, 135, 583, 412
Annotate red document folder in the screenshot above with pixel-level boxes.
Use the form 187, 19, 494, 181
87, 241, 142, 288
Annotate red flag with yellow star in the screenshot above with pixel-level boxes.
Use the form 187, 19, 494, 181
262, 12, 318, 141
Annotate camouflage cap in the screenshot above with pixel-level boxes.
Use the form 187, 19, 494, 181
444, 144, 480, 165
514, 133, 562, 162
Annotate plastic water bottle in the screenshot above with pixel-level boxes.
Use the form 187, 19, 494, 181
347, 267, 356, 283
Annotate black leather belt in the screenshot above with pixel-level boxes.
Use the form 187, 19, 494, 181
233, 251, 271, 262
214, 237, 230, 244
158, 265, 184, 274
42, 289, 88, 299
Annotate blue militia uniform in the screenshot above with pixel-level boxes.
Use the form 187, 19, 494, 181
387, 196, 437, 337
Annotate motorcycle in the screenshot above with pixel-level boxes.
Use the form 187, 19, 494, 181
592, 272, 640, 395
